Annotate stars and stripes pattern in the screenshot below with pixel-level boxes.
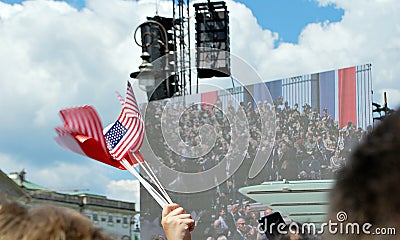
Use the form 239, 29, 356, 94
54, 81, 171, 207
55, 81, 144, 165
104, 82, 145, 160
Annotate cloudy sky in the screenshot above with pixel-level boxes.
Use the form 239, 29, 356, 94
0, 0, 399, 208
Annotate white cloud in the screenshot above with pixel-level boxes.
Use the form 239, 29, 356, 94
106, 179, 140, 208
223, 0, 400, 110
225, 0, 278, 71
0, 152, 115, 194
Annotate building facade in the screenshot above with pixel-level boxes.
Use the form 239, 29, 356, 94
1, 169, 139, 240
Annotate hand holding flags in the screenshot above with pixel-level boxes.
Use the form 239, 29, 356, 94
54, 81, 172, 207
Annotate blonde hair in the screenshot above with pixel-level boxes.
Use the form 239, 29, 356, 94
0, 201, 113, 240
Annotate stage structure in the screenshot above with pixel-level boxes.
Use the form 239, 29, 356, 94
373, 92, 396, 122
131, 16, 178, 101
131, 0, 193, 101
194, 1, 231, 80
131, 0, 231, 101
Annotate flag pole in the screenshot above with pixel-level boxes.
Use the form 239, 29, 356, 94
121, 158, 168, 208
129, 152, 173, 204
142, 161, 173, 203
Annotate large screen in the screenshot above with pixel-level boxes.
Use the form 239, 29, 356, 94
139, 64, 373, 240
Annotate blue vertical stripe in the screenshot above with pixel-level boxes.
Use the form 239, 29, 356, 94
253, 82, 269, 105
319, 70, 336, 118
266, 80, 282, 101
253, 83, 271, 109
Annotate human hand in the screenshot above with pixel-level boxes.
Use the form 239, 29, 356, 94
161, 203, 195, 240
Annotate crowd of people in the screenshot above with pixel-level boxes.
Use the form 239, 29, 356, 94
141, 95, 372, 240
268, 96, 370, 181
1, 96, 398, 240
145, 95, 369, 185
147, 100, 398, 240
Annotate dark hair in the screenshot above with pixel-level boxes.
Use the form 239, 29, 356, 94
330, 108, 400, 226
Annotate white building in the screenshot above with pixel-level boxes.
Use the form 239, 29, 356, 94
1, 169, 139, 240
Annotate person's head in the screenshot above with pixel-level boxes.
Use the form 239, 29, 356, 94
334, 150, 340, 156
219, 209, 225, 217
328, 108, 400, 239
238, 204, 244, 214
216, 235, 227, 240
264, 208, 273, 216
245, 205, 251, 215
230, 204, 238, 213
0, 200, 112, 240
347, 121, 353, 128
280, 140, 287, 150
236, 217, 246, 232
307, 133, 313, 141
151, 234, 164, 240
226, 178, 233, 187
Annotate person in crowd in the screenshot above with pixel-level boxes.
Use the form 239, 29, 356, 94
315, 135, 329, 167
237, 204, 245, 218
243, 204, 252, 223
226, 203, 240, 236
0, 199, 113, 240
343, 128, 359, 158
212, 219, 229, 239
217, 235, 228, 240
231, 217, 248, 240
279, 140, 297, 180
328, 150, 345, 173
216, 208, 229, 235
326, 107, 400, 239
151, 234, 165, 240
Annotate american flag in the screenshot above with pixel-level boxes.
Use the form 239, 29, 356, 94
55, 81, 144, 167
104, 82, 145, 160
55, 82, 169, 207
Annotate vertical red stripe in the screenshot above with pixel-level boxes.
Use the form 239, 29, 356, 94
201, 91, 218, 111
338, 67, 357, 128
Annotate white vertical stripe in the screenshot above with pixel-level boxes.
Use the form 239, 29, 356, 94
335, 69, 339, 122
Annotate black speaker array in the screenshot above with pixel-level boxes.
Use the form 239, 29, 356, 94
194, 1, 231, 78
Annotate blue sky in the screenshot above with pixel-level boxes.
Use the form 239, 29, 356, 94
235, 0, 344, 44
3, 0, 85, 9
0, 0, 399, 205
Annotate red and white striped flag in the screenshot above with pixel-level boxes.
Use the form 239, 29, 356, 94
55, 105, 133, 169
54, 81, 143, 167
57, 105, 110, 156
104, 82, 145, 160
55, 81, 169, 207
